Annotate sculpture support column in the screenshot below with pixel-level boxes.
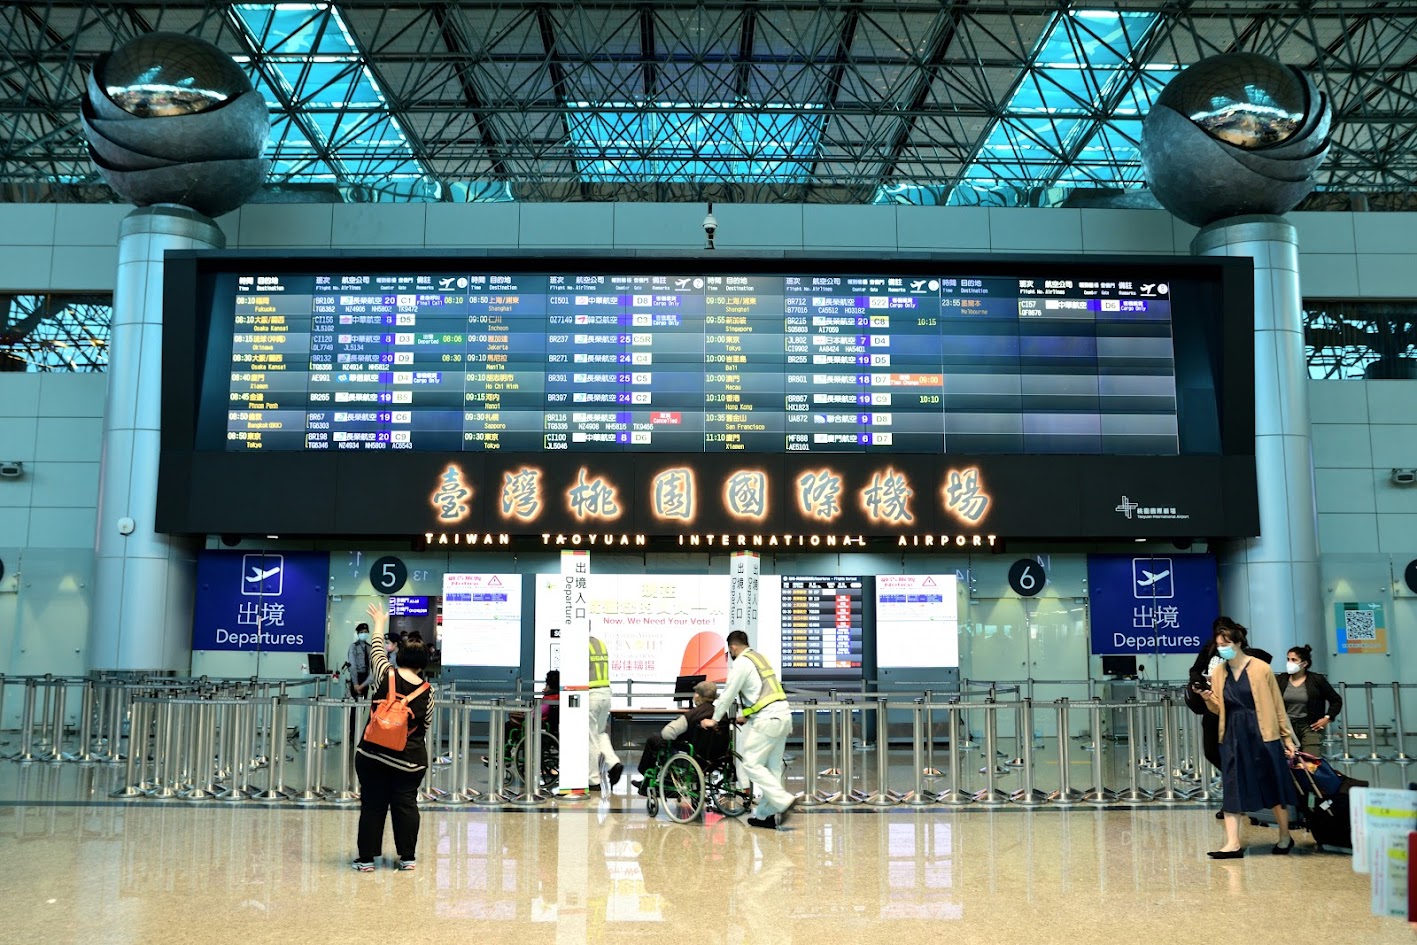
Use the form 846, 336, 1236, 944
88, 205, 224, 671
1193, 215, 1324, 660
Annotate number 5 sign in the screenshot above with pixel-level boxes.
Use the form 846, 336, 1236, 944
369, 555, 409, 595
1008, 558, 1046, 597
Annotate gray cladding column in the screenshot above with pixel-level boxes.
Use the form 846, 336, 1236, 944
88, 206, 224, 671
1192, 216, 1323, 658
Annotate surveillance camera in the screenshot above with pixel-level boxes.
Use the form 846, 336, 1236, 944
0, 461, 22, 479
1393, 468, 1417, 486
702, 202, 717, 249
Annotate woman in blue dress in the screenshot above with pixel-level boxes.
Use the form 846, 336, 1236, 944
1198, 619, 1299, 857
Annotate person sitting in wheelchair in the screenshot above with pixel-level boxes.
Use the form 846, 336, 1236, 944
633, 680, 721, 795
483, 670, 559, 767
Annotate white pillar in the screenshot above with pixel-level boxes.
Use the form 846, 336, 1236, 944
1192, 215, 1324, 660
559, 549, 591, 790
88, 206, 224, 671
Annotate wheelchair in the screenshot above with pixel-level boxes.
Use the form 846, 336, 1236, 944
640, 724, 753, 823
501, 718, 559, 792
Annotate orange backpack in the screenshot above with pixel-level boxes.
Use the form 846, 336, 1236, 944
362, 672, 430, 752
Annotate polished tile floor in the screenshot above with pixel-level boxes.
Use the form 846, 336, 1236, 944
0, 765, 1409, 945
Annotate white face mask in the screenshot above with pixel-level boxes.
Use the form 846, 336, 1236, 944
1286, 660, 1302, 674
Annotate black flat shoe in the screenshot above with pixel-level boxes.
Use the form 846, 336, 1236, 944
747, 815, 778, 830
1207, 849, 1244, 859
1214, 810, 1224, 820
1272, 839, 1294, 855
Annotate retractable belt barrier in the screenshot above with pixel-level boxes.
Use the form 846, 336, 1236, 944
6, 674, 1414, 810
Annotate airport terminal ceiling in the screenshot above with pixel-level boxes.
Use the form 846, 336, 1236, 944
3, 0, 1417, 206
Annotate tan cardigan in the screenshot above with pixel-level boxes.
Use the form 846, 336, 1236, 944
1204, 657, 1298, 747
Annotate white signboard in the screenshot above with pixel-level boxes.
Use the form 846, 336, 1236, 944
440, 573, 522, 667
874, 574, 960, 669
730, 552, 760, 637
534, 573, 783, 707
1350, 787, 1417, 917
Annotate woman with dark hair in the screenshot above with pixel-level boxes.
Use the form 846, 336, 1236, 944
352, 600, 434, 872
1277, 644, 1342, 756
1198, 619, 1299, 857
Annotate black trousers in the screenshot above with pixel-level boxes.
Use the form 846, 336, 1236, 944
637, 734, 669, 777
355, 753, 425, 862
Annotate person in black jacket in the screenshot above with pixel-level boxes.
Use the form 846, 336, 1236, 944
632, 680, 720, 795
353, 601, 434, 873
1276, 644, 1342, 756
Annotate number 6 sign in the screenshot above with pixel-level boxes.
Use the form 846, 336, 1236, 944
1007, 558, 1046, 597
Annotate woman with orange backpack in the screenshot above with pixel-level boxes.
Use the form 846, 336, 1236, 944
353, 600, 434, 873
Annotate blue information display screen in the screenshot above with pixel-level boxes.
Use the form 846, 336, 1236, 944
216, 270, 1179, 455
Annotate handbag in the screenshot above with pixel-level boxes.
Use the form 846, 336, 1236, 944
362, 671, 430, 752
1288, 750, 1342, 797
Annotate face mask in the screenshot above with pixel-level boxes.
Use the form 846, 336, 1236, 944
357, 632, 369, 641
1217, 645, 1237, 661
1286, 661, 1302, 674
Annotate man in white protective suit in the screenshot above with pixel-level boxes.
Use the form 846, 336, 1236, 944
701, 630, 801, 829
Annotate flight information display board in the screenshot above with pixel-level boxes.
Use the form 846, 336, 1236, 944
780, 576, 864, 677
218, 269, 1178, 455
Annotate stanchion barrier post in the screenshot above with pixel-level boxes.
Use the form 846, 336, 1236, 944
1363, 683, 1389, 762
908, 699, 933, 807
149, 700, 178, 798
255, 695, 290, 800
330, 701, 359, 804
420, 700, 449, 802
1115, 702, 1152, 803
295, 701, 323, 802
73, 680, 97, 763
510, 695, 548, 806
958, 680, 977, 749
1082, 700, 1116, 805
800, 700, 823, 806
438, 702, 470, 805
973, 702, 1008, 806
1011, 699, 1046, 807
938, 704, 972, 807
102, 681, 127, 763
110, 698, 147, 797
459, 701, 482, 800
1338, 683, 1356, 763
486, 700, 509, 802
224, 701, 254, 803
1392, 682, 1411, 765
43, 678, 69, 763
922, 689, 941, 778
0, 675, 7, 747
1048, 699, 1082, 806
12, 678, 37, 763
829, 702, 861, 806
1152, 697, 1187, 803
821, 689, 842, 779
183, 701, 220, 800
37, 675, 55, 754
1192, 713, 1213, 801
865, 697, 896, 807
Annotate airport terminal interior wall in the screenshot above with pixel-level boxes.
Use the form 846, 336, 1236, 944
1, 202, 1416, 726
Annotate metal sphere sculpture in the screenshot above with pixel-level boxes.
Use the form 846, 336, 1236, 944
80, 32, 270, 218
1140, 53, 1330, 227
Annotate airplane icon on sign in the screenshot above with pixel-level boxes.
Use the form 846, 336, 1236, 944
1136, 568, 1171, 587
438, 277, 456, 289
675, 277, 691, 289
241, 554, 284, 596
910, 279, 926, 290
247, 565, 280, 584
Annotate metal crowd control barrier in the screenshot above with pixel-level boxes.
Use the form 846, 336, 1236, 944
13, 673, 1417, 811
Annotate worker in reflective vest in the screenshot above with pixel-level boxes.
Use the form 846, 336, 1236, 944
703, 629, 800, 829
588, 635, 623, 789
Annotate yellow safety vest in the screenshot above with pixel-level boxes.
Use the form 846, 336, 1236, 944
588, 636, 610, 688
740, 649, 786, 717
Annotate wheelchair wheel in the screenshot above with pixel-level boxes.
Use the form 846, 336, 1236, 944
707, 766, 748, 817
659, 752, 705, 823
646, 791, 660, 817
539, 733, 560, 791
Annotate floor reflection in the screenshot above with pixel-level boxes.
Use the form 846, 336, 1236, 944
0, 769, 1410, 945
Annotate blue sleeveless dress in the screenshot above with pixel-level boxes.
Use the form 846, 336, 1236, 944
1220, 668, 1295, 813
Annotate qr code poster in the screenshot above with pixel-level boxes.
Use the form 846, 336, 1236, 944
1336, 601, 1388, 654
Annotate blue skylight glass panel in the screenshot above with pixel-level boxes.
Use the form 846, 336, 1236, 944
567, 104, 823, 182
231, 3, 432, 197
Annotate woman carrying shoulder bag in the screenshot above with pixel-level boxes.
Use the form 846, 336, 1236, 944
353, 600, 434, 873
1276, 644, 1342, 757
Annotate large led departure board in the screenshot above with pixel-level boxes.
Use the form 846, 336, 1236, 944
163, 251, 1259, 541
218, 270, 1178, 455
779, 576, 864, 678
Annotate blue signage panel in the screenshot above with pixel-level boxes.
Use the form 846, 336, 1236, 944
193, 551, 329, 652
389, 596, 430, 617
1087, 553, 1218, 655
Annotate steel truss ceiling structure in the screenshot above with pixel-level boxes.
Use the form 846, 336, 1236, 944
3, 1, 1417, 205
